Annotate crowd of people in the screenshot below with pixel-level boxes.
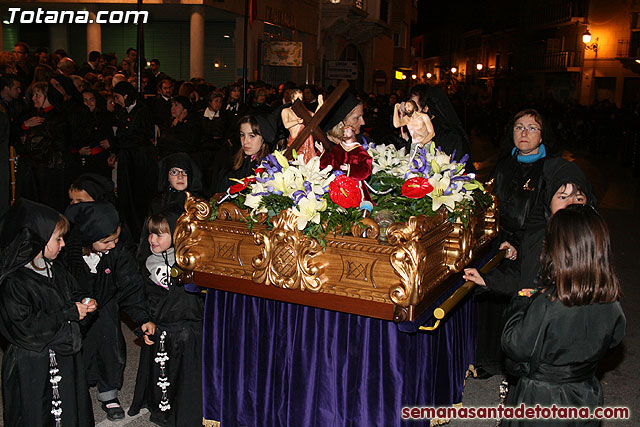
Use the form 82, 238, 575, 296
0, 41, 627, 426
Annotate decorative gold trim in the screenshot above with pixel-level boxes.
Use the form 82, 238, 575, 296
174, 193, 212, 271
252, 209, 325, 292
444, 215, 478, 273
387, 215, 444, 310
350, 217, 380, 239
203, 418, 221, 427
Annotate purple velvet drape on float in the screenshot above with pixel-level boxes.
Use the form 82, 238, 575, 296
202, 280, 477, 426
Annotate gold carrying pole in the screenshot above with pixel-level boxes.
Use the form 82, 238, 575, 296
419, 249, 507, 331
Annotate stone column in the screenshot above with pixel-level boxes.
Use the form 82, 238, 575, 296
190, 6, 205, 79
49, 24, 68, 54
87, 10, 102, 53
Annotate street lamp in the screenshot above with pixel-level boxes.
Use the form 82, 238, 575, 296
582, 30, 598, 53
426, 72, 432, 78
451, 67, 457, 73
476, 63, 483, 71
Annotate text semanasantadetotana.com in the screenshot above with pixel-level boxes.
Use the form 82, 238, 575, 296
6, 8, 148, 25
401, 404, 630, 420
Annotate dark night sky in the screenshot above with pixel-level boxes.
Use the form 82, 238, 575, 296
416, 0, 516, 34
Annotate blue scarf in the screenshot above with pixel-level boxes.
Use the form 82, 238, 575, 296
512, 144, 546, 164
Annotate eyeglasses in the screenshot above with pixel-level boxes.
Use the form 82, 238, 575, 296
168, 169, 188, 177
514, 125, 541, 133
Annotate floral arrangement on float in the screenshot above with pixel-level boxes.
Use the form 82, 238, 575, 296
213, 142, 491, 246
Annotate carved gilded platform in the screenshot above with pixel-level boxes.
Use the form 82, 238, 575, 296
174, 193, 498, 322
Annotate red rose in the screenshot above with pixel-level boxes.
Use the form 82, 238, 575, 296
229, 177, 256, 194
401, 176, 434, 199
329, 175, 362, 209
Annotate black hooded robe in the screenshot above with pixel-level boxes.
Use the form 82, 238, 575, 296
68, 244, 151, 392
0, 199, 94, 426
128, 208, 204, 426
501, 290, 625, 426
0, 265, 95, 427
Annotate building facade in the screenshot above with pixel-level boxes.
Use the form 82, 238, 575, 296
1, 0, 416, 92
411, 0, 640, 107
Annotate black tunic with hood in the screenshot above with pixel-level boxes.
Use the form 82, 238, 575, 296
62, 202, 151, 393
128, 206, 204, 427
150, 152, 205, 214
0, 198, 94, 426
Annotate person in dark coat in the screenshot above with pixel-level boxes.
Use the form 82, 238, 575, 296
128, 207, 204, 427
14, 81, 70, 212
150, 78, 174, 132
62, 201, 155, 421
75, 89, 115, 179
156, 96, 202, 159
500, 205, 625, 426
200, 90, 232, 195
0, 198, 96, 426
112, 81, 158, 240
471, 108, 554, 378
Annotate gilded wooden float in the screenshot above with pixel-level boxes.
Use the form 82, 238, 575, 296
174, 191, 498, 323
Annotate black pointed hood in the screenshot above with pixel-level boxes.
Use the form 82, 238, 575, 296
0, 199, 61, 284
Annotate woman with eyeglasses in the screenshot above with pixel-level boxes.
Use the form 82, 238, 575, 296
473, 108, 557, 380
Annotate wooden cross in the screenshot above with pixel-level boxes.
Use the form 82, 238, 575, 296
284, 79, 349, 159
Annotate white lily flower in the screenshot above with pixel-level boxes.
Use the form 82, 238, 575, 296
244, 193, 263, 210
292, 194, 327, 230
273, 151, 290, 169
428, 173, 464, 212
270, 167, 303, 196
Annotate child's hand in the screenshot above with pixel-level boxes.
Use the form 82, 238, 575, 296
83, 297, 98, 313
463, 268, 486, 286
518, 288, 538, 298
75, 302, 89, 320
141, 322, 156, 345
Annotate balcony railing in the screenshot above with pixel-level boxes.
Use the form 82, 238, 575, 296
525, 51, 584, 70
616, 39, 638, 58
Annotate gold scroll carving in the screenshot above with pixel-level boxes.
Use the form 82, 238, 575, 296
252, 208, 325, 292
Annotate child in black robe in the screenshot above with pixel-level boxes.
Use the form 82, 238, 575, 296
0, 198, 96, 426
150, 152, 205, 214
500, 205, 625, 426
128, 207, 204, 426
62, 201, 155, 421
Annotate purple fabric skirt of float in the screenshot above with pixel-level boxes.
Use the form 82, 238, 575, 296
202, 279, 477, 426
